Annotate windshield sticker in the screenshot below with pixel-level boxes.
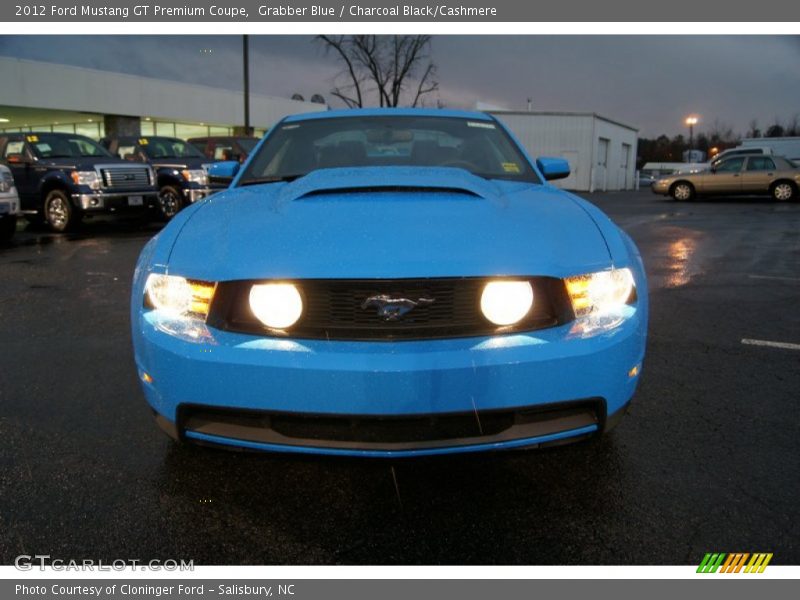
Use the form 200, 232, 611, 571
282, 124, 300, 130
26, 135, 39, 143
35, 143, 52, 153
138, 138, 149, 145
467, 122, 496, 129
502, 162, 521, 173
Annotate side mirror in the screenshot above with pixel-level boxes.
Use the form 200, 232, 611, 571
536, 157, 570, 181
208, 160, 240, 184
6, 153, 30, 165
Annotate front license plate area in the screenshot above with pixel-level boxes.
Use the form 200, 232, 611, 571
128, 195, 143, 206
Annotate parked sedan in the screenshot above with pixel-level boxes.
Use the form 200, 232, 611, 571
132, 108, 648, 457
653, 155, 800, 201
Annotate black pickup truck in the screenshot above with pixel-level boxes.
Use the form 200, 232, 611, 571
101, 136, 220, 218
0, 132, 159, 232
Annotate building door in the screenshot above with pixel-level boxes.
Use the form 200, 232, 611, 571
621, 143, 631, 190
595, 138, 609, 191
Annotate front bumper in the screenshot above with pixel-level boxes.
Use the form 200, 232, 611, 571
133, 306, 646, 457
73, 191, 159, 212
0, 194, 20, 216
651, 181, 670, 195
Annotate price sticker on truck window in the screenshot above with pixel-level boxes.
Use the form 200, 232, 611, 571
26, 135, 39, 143
502, 162, 521, 173
138, 138, 149, 145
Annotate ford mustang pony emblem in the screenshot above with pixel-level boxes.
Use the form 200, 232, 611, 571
361, 294, 435, 321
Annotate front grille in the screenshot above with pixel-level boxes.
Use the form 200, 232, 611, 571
207, 277, 572, 341
180, 400, 602, 450
100, 166, 150, 189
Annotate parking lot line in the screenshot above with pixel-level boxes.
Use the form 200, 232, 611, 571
748, 274, 800, 283
741, 338, 800, 351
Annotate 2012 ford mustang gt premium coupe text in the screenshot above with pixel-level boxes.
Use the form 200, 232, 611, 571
131, 109, 648, 457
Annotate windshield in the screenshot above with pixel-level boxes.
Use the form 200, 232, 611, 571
239, 115, 540, 184
141, 137, 205, 159
27, 134, 112, 159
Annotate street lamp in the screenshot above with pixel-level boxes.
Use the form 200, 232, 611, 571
685, 116, 699, 151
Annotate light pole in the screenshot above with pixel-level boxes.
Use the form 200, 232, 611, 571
685, 116, 698, 151
243, 35, 251, 136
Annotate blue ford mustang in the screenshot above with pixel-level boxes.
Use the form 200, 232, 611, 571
131, 108, 647, 457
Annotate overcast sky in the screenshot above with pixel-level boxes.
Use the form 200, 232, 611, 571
1, 35, 798, 137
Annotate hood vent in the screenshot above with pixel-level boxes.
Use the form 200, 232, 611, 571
296, 185, 483, 200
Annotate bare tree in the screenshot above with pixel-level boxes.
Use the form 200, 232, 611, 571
706, 119, 737, 144
746, 119, 761, 139
786, 113, 800, 137
316, 35, 438, 108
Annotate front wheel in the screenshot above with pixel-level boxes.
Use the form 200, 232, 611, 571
0, 215, 16, 242
158, 186, 184, 220
771, 181, 796, 202
670, 182, 694, 202
44, 190, 81, 232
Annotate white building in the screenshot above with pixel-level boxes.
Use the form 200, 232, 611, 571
0, 57, 326, 139
489, 111, 639, 192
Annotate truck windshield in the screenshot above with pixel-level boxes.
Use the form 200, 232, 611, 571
239, 115, 540, 185
28, 134, 112, 159
141, 137, 205, 159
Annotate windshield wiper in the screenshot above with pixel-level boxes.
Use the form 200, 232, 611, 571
238, 174, 304, 186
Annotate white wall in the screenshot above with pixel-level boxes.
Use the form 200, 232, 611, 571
0, 57, 324, 128
491, 111, 638, 192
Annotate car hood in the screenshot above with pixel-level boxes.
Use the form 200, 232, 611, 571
166, 167, 613, 281
36, 157, 133, 170
151, 156, 210, 170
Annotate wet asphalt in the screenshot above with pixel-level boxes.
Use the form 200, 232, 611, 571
0, 190, 798, 565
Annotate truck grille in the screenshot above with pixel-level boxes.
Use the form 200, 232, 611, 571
207, 277, 572, 341
100, 166, 151, 189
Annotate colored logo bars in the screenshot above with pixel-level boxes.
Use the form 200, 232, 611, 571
697, 553, 773, 573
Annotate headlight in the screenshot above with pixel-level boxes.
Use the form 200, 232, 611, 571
181, 169, 208, 185
145, 274, 215, 318
249, 283, 304, 329
480, 280, 534, 326
70, 170, 101, 190
565, 268, 634, 317
0, 171, 14, 193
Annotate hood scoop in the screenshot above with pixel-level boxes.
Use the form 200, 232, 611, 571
278, 166, 501, 204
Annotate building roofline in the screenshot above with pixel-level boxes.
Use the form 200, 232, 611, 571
488, 110, 639, 133
0, 56, 321, 108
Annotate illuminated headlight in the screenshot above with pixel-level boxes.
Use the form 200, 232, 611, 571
565, 268, 635, 317
181, 169, 208, 185
70, 170, 101, 190
145, 273, 215, 318
249, 283, 304, 329
480, 280, 534, 326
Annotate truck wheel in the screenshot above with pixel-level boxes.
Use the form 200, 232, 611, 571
670, 182, 695, 201
771, 181, 796, 202
158, 186, 184, 220
44, 190, 81, 232
0, 215, 16, 242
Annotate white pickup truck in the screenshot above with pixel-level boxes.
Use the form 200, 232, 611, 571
0, 163, 20, 242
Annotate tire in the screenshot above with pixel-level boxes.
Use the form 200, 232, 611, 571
0, 215, 16, 242
771, 181, 796, 202
158, 185, 185, 220
44, 189, 81, 232
670, 181, 695, 202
